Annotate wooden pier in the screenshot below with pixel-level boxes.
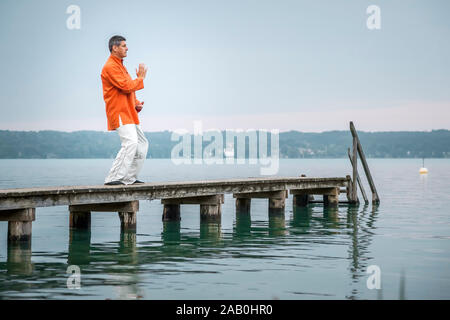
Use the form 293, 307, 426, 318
1, 177, 352, 242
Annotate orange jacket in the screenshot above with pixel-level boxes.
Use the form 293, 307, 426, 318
101, 54, 144, 131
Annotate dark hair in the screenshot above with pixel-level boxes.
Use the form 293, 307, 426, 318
108, 35, 126, 52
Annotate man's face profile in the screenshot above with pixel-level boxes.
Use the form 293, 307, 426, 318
113, 41, 128, 58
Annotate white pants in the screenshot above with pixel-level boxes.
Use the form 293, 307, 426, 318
104, 121, 149, 185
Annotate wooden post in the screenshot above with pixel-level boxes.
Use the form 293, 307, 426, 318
200, 204, 221, 222
0, 208, 36, 242
348, 148, 369, 204
350, 121, 380, 204
69, 211, 91, 230
293, 194, 309, 207
268, 190, 287, 215
162, 204, 181, 221
352, 135, 358, 203
323, 187, 339, 207
118, 211, 137, 231
235, 198, 251, 214
345, 175, 353, 202
293, 174, 309, 207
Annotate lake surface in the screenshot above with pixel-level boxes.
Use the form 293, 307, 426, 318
0, 159, 449, 300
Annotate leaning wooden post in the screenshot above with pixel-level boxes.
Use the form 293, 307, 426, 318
352, 135, 358, 203
350, 121, 380, 204
348, 148, 369, 204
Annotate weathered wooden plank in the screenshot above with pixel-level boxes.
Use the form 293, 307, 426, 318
233, 190, 288, 199
161, 194, 224, 205
69, 201, 139, 213
290, 188, 338, 196
0, 208, 35, 222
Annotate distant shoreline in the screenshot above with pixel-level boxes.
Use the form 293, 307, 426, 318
1, 129, 449, 159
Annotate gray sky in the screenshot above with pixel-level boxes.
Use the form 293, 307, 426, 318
1, 0, 449, 132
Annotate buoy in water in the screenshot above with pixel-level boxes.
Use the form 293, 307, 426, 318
420, 158, 428, 174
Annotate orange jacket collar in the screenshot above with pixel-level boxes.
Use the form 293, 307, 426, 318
110, 54, 123, 65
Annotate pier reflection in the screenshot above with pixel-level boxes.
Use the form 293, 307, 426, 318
345, 204, 380, 300
0, 203, 379, 299
68, 229, 91, 266
7, 241, 33, 275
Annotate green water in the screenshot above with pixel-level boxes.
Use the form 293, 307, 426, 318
0, 159, 449, 299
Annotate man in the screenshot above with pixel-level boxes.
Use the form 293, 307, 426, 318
101, 35, 149, 185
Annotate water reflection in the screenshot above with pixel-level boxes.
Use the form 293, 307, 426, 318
200, 222, 222, 242
7, 242, 33, 275
345, 204, 380, 300
68, 229, 91, 266
0, 203, 380, 299
268, 214, 287, 237
161, 221, 181, 245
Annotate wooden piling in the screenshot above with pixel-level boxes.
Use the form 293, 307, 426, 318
348, 148, 369, 204
162, 204, 181, 221
118, 211, 137, 231
293, 174, 309, 207
200, 204, 222, 221
293, 194, 309, 207
0, 208, 35, 242
323, 187, 339, 207
352, 135, 358, 203
69, 211, 91, 230
350, 121, 380, 204
235, 197, 251, 214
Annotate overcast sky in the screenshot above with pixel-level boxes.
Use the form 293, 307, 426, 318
0, 0, 449, 132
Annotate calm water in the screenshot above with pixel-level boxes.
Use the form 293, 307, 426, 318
0, 159, 449, 300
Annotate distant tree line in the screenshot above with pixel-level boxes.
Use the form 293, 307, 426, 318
0, 129, 449, 159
